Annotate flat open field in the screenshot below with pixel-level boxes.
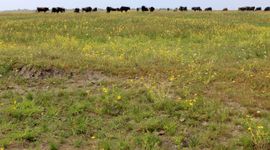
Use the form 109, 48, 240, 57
0, 11, 269, 149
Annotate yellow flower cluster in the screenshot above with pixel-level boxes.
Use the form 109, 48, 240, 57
117, 95, 122, 101
102, 88, 108, 93
169, 75, 175, 81
13, 100, 17, 110
185, 99, 197, 107
101, 87, 123, 101
257, 125, 264, 129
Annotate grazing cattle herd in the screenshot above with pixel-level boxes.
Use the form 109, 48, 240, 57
36, 6, 270, 13
51, 7, 65, 13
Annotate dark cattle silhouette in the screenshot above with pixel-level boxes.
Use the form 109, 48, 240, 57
58, 7, 65, 13
167, 8, 170, 11
52, 7, 65, 13
238, 7, 246, 11
37, 7, 49, 13
150, 7, 155, 12
141, 6, 149, 12
82, 7, 92, 12
93, 7, 98, 12
239, 6, 255, 11
52, 8, 57, 13
264, 7, 270, 11
192, 7, 202, 11
255, 7, 262, 11
248, 6, 256, 11
120, 6, 131, 12
249, 6, 256, 11
205, 7, 212, 11
223, 8, 228, 11
239, 7, 249, 11
179, 6, 188, 11
74, 8, 80, 13
106, 7, 117, 13
136, 8, 140, 11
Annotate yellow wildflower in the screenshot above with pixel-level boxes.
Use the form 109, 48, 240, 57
91, 136, 96, 139
257, 126, 264, 129
102, 88, 108, 93
117, 95, 122, 100
248, 127, 252, 131
169, 75, 175, 81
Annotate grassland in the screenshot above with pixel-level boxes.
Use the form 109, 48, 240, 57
0, 11, 269, 149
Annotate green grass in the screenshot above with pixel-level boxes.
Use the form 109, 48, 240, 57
0, 11, 269, 149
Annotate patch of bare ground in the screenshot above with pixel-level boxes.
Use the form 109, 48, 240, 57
0, 65, 115, 99
159, 136, 178, 150
13, 64, 72, 79
205, 81, 255, 113
6, 141, 98, 150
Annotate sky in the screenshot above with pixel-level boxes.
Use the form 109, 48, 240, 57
0, 0, 269, 11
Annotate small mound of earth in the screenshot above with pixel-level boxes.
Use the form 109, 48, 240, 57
13, 65, 72, 79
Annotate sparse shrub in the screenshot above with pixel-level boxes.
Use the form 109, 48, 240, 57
49, 142, 59, 150
0, 64, 12, 76
4, 99, 42, 120
142, 133, 161, 150
243, 116, 269, 149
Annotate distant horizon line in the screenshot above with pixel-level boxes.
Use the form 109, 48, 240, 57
1, 6, 270, 12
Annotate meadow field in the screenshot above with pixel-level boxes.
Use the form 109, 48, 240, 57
0, 11, 269, 149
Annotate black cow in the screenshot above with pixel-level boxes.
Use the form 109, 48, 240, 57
74, 8, 80, 13
167, 8, 170, 11
238, 7, 249, 11
264, 7, 270, 11
37, 7, 49, 13
106, 7, 117, 13
150, 7, 155, 12
93, 8, 98, 12
52, 7, 65, 13
249, 6, 256, 11
205, 7, 212, 11
239, 6, 255, 11
223, 8, 228, 11
179, 6, 188, 11
255, 7, 262, 11
120, 6, 130, 12
247, 6, 255, 11
141, 6, 149, 12
136, 8, 140, 11
58, 7, 65, 13
82, 7, 92, 12
52, 7, 57, 13
192, 7, 202, 11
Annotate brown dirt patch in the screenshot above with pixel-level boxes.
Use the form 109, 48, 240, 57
13, 65, 72, 79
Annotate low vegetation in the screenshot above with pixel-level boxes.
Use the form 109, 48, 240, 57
0, 11, 269, 149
